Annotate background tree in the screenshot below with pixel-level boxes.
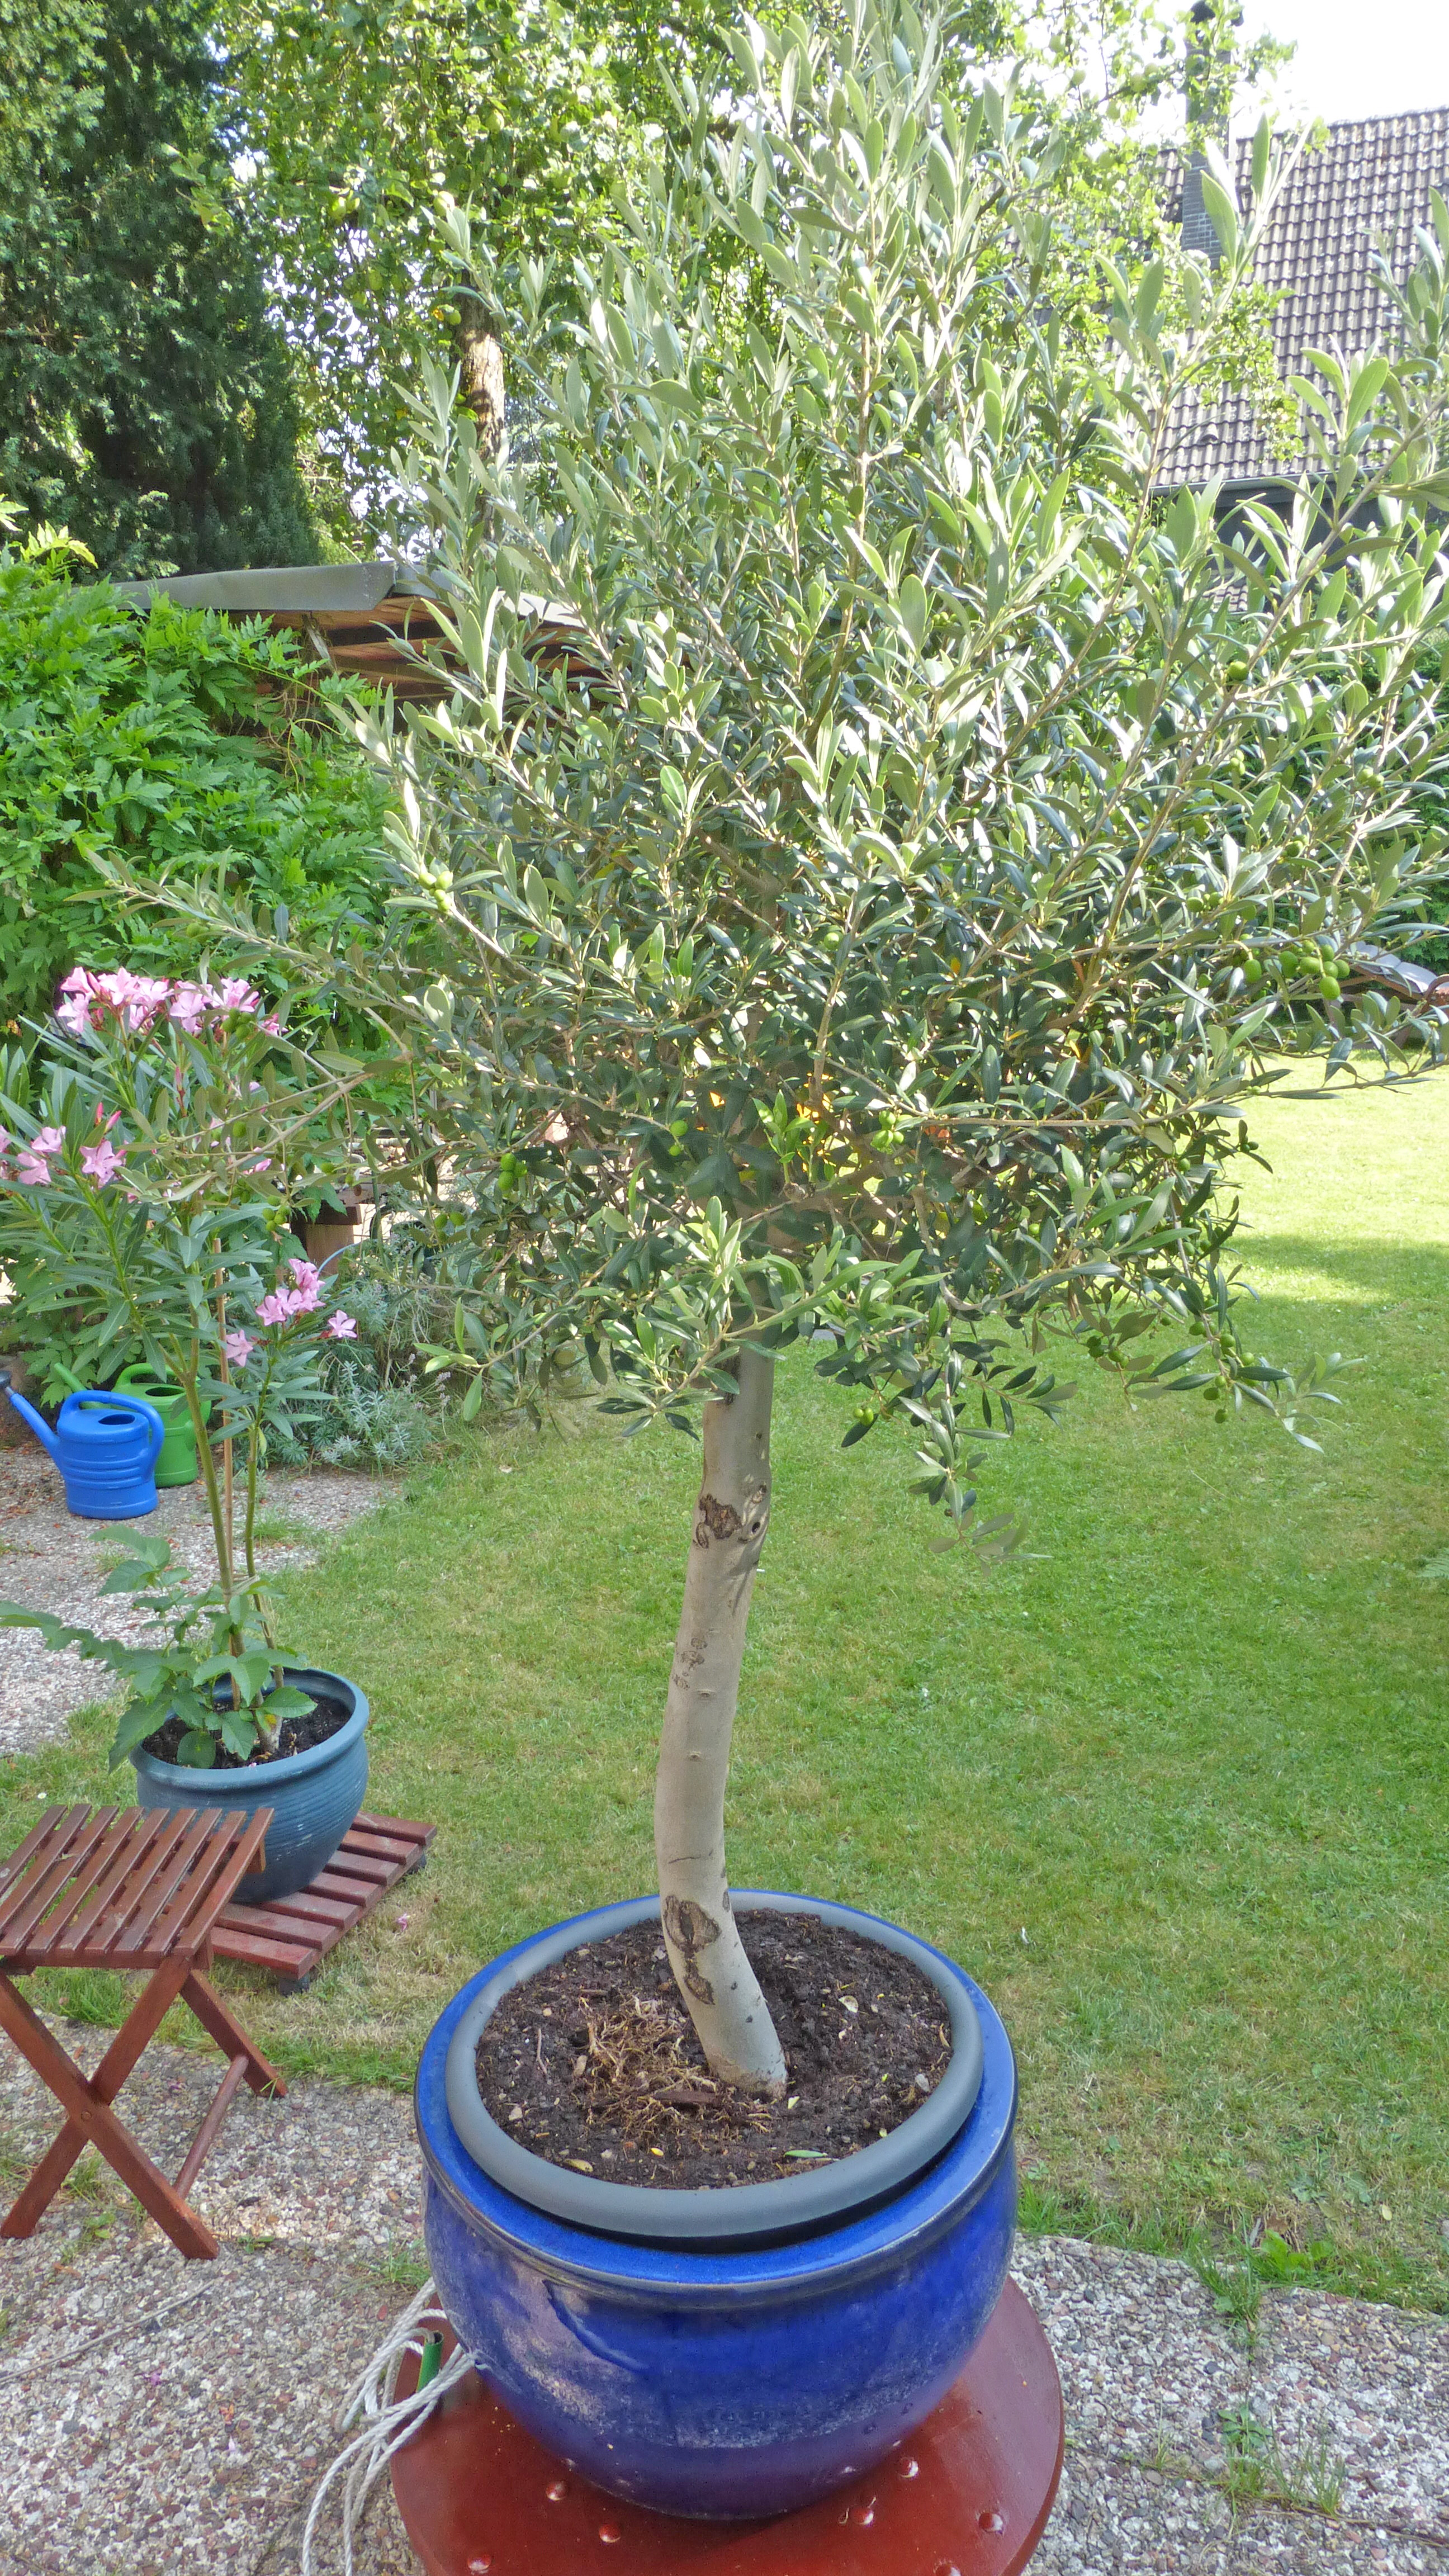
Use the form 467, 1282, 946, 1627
219, 0, 1036, 533
219, 0, 731, 528
0, 0, 316, 574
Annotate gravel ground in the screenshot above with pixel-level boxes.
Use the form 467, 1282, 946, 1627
0, 1447, 392, 1756
0, 2021, 422, 2576
1, 2024, 1445, 2575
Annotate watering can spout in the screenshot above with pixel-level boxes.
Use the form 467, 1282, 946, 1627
0, 1374, 60, 1461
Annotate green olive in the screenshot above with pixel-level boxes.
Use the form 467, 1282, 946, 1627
1319, 977, 1341, 1002
1243, 957, 1265, 987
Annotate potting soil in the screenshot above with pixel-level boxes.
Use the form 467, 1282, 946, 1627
474, 1913, 954, 2187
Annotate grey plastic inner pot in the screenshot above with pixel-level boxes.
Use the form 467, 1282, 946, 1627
443, 1891, 985, 2250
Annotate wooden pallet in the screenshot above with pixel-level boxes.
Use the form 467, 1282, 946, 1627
210, 1812, 435, 1992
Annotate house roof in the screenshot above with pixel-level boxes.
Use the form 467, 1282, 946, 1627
1161, 107, 1449, 489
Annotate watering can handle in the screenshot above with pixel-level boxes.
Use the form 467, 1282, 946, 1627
133, 1396, 168, 1468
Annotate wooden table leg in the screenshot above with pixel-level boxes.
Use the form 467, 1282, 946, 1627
182, 1967, 286, 2098
175, 2053, 251, 2199
0, 1964, 219, 2258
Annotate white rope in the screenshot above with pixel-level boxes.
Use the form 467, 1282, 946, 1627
300, 2276, 476, 2576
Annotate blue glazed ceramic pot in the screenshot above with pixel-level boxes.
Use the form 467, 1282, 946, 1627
130, 1666, 369, 1903
416, 1891, 1017, 2520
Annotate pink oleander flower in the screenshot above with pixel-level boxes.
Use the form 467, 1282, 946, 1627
215, 977, 262, 1016
16, 1125, 65, 1185
168, 982, 210, 1035
93, 968, 172, 1033
324, 1309, 357, 1341
261, 1014, 281, 1035
287, 1258, 323, 1312
223, 1328, 255, 1367
255, 1286, 302, 1328
56, 963, 100, 1030
56, 967, 102, 1037
79, 1138, 126, 1186
132, 975, 173, 1027
246, 1156, 273, 1175
56, 992, 95, 1039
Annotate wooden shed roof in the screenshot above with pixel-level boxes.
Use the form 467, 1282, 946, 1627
111, 560, 595, 704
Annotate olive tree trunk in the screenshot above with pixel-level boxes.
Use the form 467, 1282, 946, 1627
655, 1344, 787, 2095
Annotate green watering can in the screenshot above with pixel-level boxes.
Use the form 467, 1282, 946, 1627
55, 1363, 200, 1487
115, 1367, 198, 1486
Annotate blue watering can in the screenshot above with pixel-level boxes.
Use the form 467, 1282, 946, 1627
0, 1370, 167, 1518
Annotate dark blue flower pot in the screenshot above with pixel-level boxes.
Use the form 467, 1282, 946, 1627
416, 1891, 1017, 2521
130, 1665, 368, 1903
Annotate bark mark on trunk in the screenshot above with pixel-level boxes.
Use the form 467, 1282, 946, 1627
655, 1346, 787, 2095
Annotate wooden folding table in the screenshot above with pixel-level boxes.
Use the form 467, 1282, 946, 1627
0, 1803, 285, 2260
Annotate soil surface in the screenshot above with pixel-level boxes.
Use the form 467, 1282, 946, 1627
474, 1913, 953, 2188
143, 1680, 352, 1769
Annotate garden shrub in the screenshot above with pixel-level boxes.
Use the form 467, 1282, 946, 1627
0, 555, 394, 1031
290, 1355, 437, 1470
267, 1247, 449, 1470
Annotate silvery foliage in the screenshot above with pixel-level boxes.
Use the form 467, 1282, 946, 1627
358, 0, 1449, 1539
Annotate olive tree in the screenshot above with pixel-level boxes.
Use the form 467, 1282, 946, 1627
328, 0, 1449, 2091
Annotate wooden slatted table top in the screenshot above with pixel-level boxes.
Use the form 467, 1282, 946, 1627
0, 1806, 272, 1973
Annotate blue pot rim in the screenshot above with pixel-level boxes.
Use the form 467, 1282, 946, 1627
444, 1892, 984, 2247
416, 1892, 1017, 2304
128, 1664, 368, 1791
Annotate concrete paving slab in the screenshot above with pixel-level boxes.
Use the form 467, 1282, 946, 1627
0, 2219, 420, 2576
1033, 2452, 1233, 2572
1226, 2510, 1446, 2572
1015, 2234, 1248, 2471
1251, 2289, 1449, 2545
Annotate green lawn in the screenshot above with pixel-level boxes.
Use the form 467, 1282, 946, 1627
5, 1071, 1447, 2309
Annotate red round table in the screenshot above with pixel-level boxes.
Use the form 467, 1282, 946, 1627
390, 2277, 1063, 2576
